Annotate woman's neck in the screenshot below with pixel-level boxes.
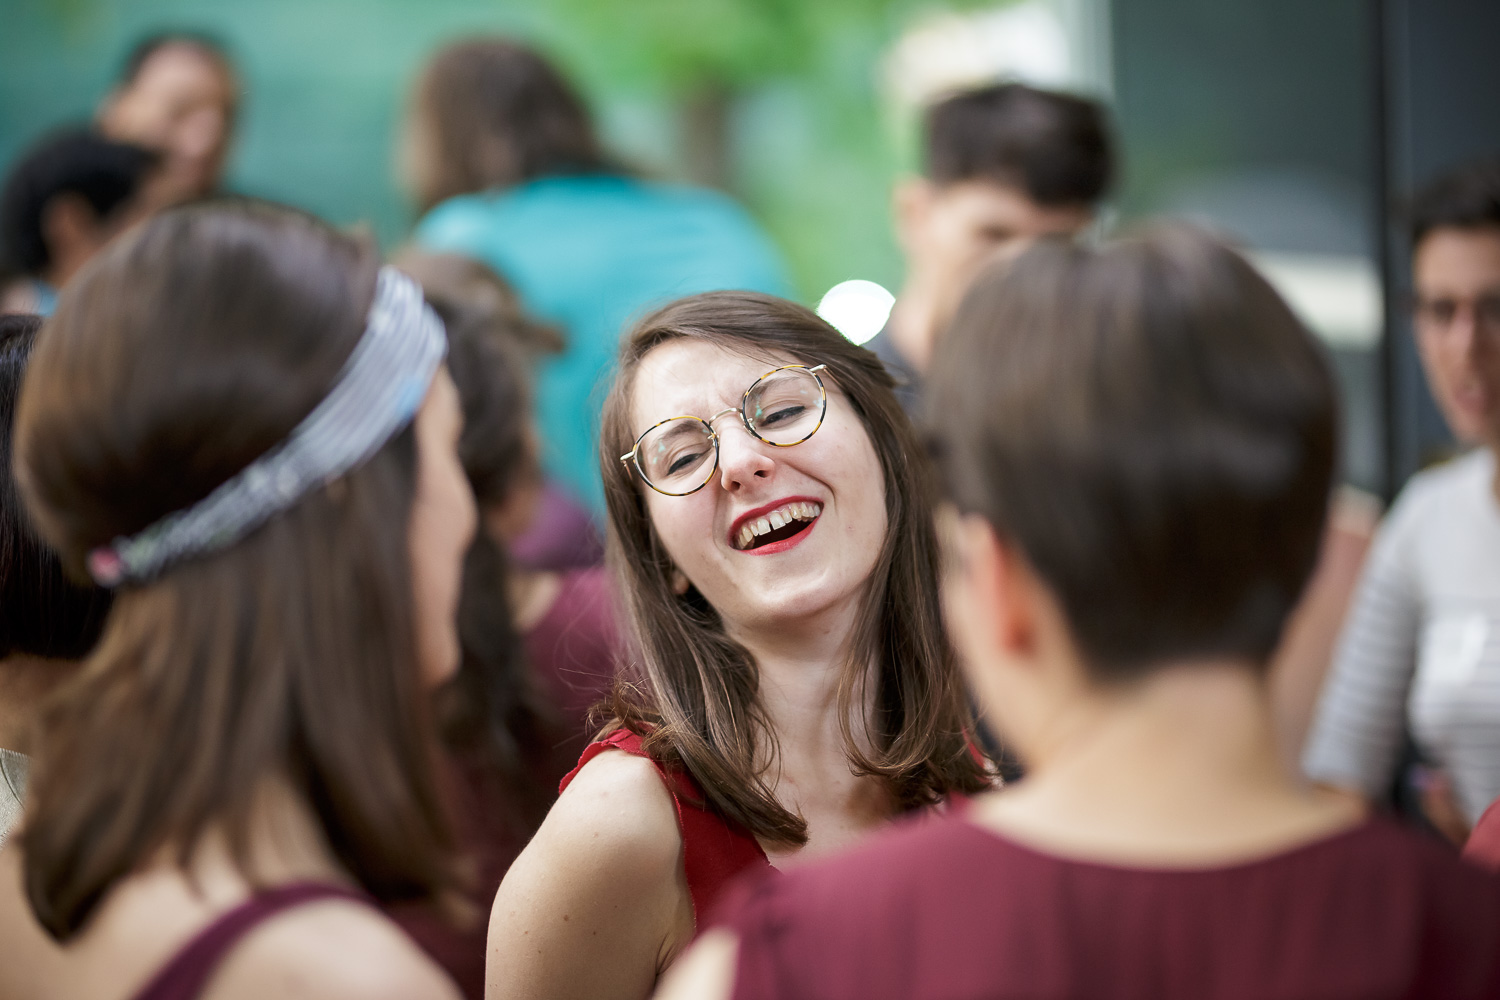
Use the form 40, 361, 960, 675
977, 661, 1365, 865
729, 600, 892, 860
729, 598, 866, 761
166, 777, 349, 891
0, 654, 75, 754
81, 776, 353, 957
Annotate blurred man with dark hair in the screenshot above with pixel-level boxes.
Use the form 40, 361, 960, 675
0, 128, 161, 314
97, 31, 238, 204
1305, 157, 1500, 845
866, 82, 1115, 413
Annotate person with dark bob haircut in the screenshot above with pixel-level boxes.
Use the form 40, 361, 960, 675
865, 81, 1114, 415
485, 290, 990, 1000
659, 227, 1500, 1000
0, 314, 113, 849
0, 128, 161, 315
0, 199, 474, 1000
1307, 157, 1500, 847
403, 38, 790, 518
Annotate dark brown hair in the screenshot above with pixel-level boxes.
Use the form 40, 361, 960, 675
925, 82, 1114, 207
392, 249, 564, 360
600, 291, 989, 846
407, 38, 612, 214
0, 128, 160, 276
14, 199, 458, 938
0, 314, 111, 659
1410, 157, 1500, 247
426, 292, 561, 828
931, 226, 1337, 678
117, 31, 236, 90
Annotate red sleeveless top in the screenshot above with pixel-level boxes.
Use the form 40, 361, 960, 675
559, 729, 771, 922
127, 883, 371, 1000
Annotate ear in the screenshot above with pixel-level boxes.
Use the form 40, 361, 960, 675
893, 176, 935, 254
670, 567, 691, 596
40, 194, 103, 280
938, 507, 1038, 668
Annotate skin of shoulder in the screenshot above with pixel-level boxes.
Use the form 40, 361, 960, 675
487, 748, 694, 1000
652, 929, 738, 1000
0, 846, 455, 1000
205, 896, 460, 1000
0, 846, 81, 1000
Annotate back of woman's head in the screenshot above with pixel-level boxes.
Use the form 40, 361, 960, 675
0, 314, 110, 660
406, 38, 609, 213
931, 225, 1338, 679
14, 199, 456, 938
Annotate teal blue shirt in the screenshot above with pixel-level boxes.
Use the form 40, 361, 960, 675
416, 174, 792, 515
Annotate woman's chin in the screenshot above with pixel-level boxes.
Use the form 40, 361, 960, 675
724, 580, 866, 635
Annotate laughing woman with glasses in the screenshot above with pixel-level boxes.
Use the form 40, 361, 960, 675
484, 291, 990, 1000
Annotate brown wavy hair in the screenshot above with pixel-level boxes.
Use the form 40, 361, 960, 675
405, 38, 614, 214
13, 200, 459, 938
599, 291, 989, 847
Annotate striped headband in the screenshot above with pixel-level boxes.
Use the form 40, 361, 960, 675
86, 266, 447, 587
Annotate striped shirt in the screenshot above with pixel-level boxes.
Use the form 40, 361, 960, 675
1304, 448, 1500, 823
0, 748, 27, 847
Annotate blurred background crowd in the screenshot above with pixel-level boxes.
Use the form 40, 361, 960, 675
8, 0, 1499, 493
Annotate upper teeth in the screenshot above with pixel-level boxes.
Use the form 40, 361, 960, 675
736, 501, 822, 549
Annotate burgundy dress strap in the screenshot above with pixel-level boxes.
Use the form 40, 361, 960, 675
129, 882, 370, 1000
560, 729, 771, 925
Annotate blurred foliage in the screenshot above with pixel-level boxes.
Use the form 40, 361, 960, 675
549, 0, 956, 89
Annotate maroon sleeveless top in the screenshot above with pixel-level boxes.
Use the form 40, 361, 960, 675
716, 814, 1500, 999
128, 883, 370, 1000
559, 729, 771, 923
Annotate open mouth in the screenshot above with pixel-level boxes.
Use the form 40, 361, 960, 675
733, 500, 823, 551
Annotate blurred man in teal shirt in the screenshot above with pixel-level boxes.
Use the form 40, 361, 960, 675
404, 39, 790, 516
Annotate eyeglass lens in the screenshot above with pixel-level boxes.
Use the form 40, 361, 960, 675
635, 367, 824, 494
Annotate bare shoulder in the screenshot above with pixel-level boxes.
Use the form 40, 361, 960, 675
0, 846, 79, 1000
535, 748, 683, 876
488, 748, 692, 1000
208, 897, 459, 1000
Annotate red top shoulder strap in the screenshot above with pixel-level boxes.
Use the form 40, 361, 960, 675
129, 883, 371, 1000
561, 729, 771, 924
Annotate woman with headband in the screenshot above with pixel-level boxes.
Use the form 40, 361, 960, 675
0, 200, 471, 1000
486, 291, 991, 1000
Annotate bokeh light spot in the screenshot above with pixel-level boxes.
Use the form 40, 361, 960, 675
817, 279, 896, 346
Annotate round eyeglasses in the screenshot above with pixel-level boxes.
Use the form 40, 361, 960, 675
620, 364, 829, 496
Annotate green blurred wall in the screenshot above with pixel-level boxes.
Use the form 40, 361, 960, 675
0, 0, 907, 303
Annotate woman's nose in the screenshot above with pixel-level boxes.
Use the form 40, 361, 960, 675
717, 423, 776, 491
